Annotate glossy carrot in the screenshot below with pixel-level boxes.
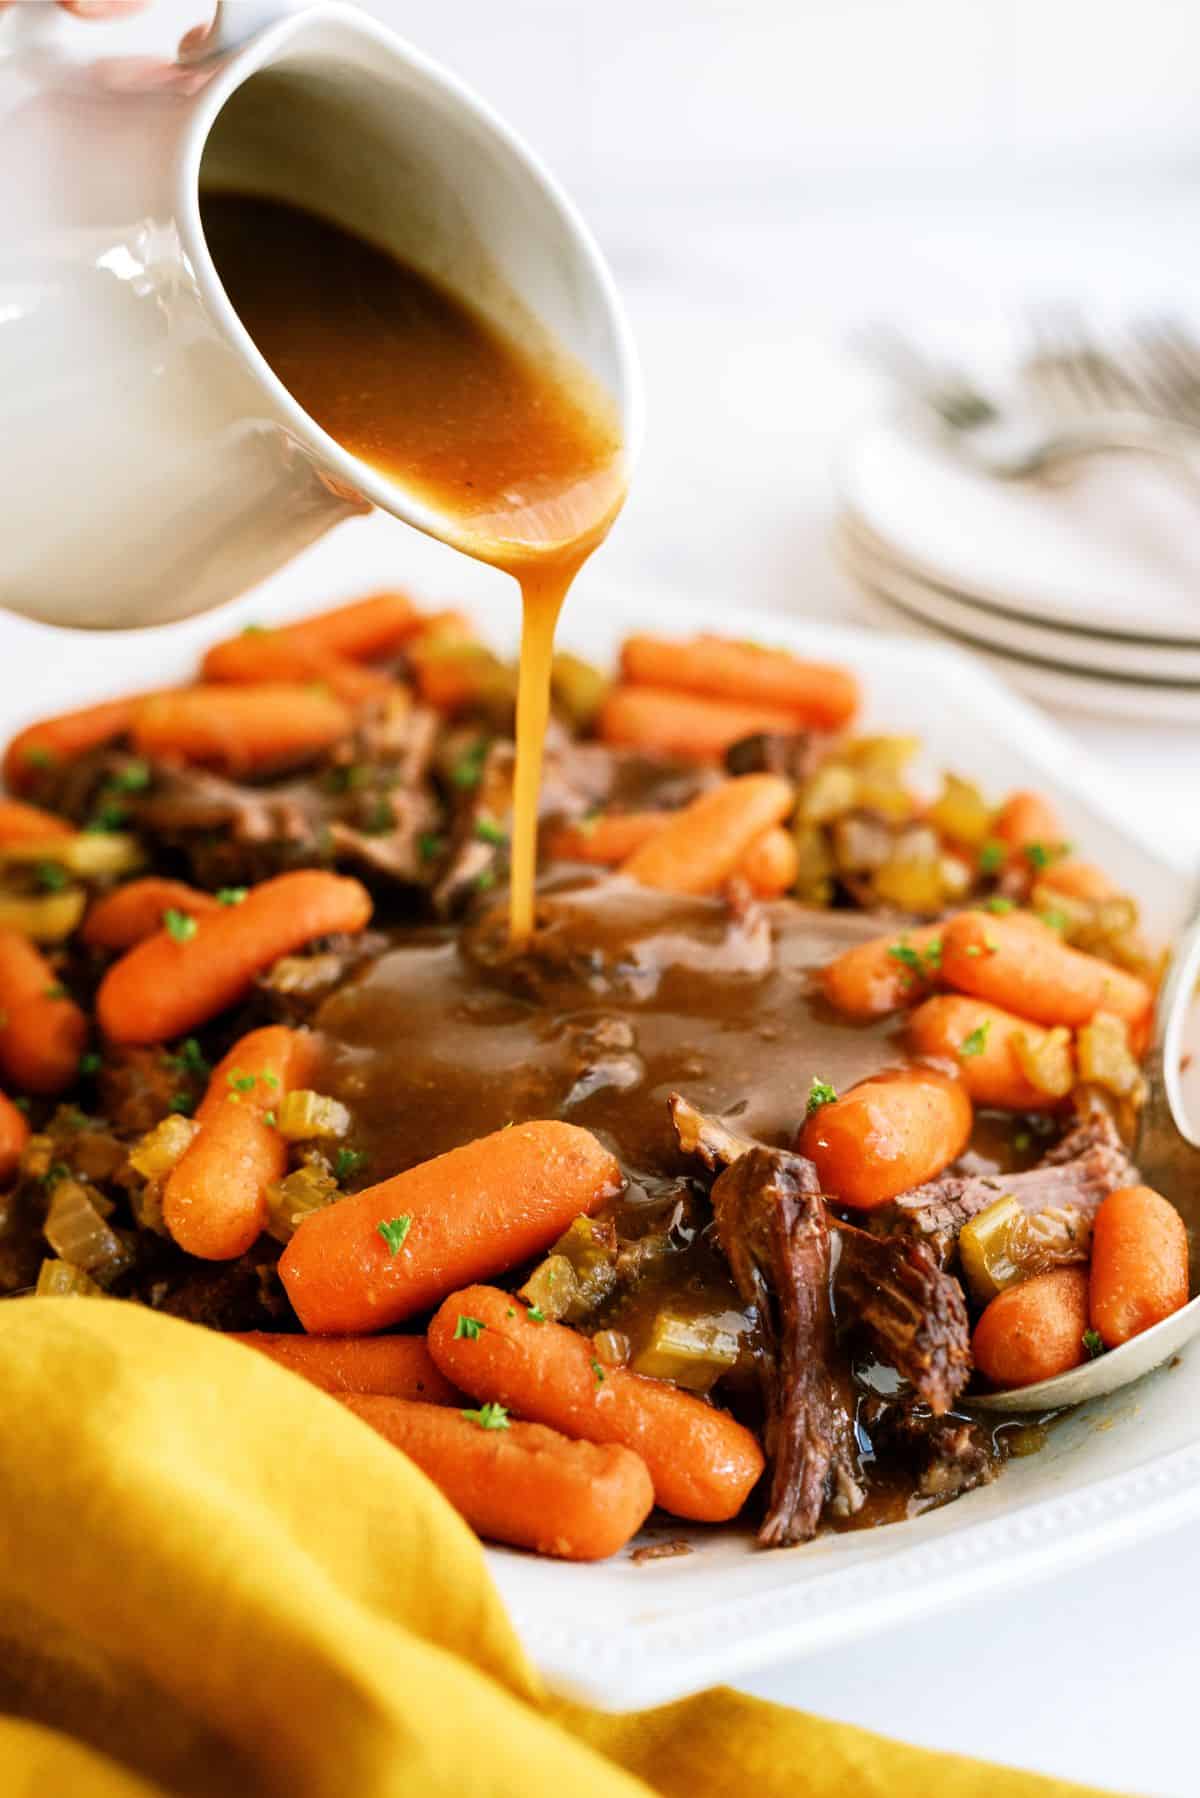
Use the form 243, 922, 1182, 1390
205, 646, 394, 707
0, 930, 87, 1096
546, 811, 669, 865
3, 692, 163, 792
598, 685, 803, 762
428, 1285, 764, 1523
994, 790, 1066, 858
201, 591, 419, 684
1039, 860, 1120, 905
1089, 1186, 1189, 1348
341, 1395, 655, 1561
97, 869, 372, 1045
798, 1067, 972, 1209
0, 1091, 29, 1185
908, 994, 1069, 1110
163, 1026, 317, 1261
620, 634, 860, 731
972, 1268, 1089, 1388
621, 775, 794, 895
82, 878, 221, 952
940, 910, 1152, 1043
132, 684, 352, 774
0, 799, 74, 846
229, 1332, 465, 1403
820, 921, 947, 1018
280, 1121, 622, 1334
738, 825, 800, 898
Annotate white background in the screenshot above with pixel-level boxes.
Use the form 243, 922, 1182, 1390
16, 2, 1200, 1790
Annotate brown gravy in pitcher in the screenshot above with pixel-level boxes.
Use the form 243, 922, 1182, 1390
199, 191, 626, 940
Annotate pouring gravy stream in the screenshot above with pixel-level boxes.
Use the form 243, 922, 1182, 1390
200, 190, 626, 940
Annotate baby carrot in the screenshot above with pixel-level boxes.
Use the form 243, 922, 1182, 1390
201, 591, 419, 684
163, 1026, 317, 1261
0, 1090, 29, 1185
940, 910, 1152, 1043
739, 825, 799, 898
621, 775, 794, 895
0, 799, 74, 846
598, 685, 803, 761
620, 634, 860, 731
280, 1121, 622, 1335
3, 691, 164, 792
229, 1333, 465, 1403
428, 1285, 764, 1523
972, 1267, 1089, 1388
81, 878, 220, 952
546, 811, 669, 865
994, 789, 1066, 859
132, 685, 352, 774
908, 994, 1069, 1110
97, 869, 372, 1045
820, 921, 946, 1018
1038, 860, 1120, 905
341, 1395, 655, 1561
0, 930, 87, 1095
798, 1067, 972, 1209
1089, 1186, 1189, 1348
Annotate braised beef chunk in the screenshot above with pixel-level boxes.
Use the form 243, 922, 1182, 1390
724, 731, 827, 783
833, 1223, 971, 1415
711, 1148, 862, 1545
863, 1396, 999, 1505
877, 1108, 1139, 1265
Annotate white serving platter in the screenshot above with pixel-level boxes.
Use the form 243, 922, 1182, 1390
4, 513, 1197, 1712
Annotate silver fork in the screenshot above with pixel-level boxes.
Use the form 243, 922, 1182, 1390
859, 318, 1200, 483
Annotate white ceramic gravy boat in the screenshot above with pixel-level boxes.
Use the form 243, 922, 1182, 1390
0, 0, 642, 630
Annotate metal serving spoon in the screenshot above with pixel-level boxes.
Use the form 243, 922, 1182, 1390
973, 889, 1200, 1414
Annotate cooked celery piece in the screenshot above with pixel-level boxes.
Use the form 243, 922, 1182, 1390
630, 1308, 742, 1393
551, 651, 610, 732
0, 832, 143, 877
266, 1163, 339, 1242
276, 1089, 351, 1143
0, 886, 86, 942
1077, 1011, 1146, 1104
129, 1113, 201, 1180
798, 763, 857, 826
1012, 1026, 1075, 1099
591, 1328, 631, 1368
518, 1253, 579, 1321
43, 1179, 132, 1283
958, 1194, 1026, 1306
36, 1258, 102, 1298
549, 1215, 618, 1320
926, 773, 994, 847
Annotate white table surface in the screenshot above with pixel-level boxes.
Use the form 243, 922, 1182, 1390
13, 3, 1200, 1789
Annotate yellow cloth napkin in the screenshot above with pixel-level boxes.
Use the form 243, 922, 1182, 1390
0, 1298, 1119, 1798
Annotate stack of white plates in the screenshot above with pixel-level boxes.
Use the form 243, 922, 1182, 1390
835, 412, 1200, 723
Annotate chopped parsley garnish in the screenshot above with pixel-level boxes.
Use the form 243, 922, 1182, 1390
506, 1306, 516, 1318
526, 1305, 547, 1324
43, 984, 67, 1001
334, 1147, 369, 1183
215, 886, 248, 906
34, 862, 69, 893
1082, 1329, 1105, 1360
363, 798, 394, 835
43, 1162, 72, 1187
12, 1096, 30, 1115
887, 942, 924, 975
376, 1215, 412, 1255
263, 1110, 277, 1128
451, 739, 489, 790
1025, 841, 1070, 872
986, 895, 1015, 914
461, 1402, 509, 1431
591, 1359, 606, 1384
1040, 908, 1070, 934
323, 763, 370, 796
474, 817, 507, 846
85, 804, 128, 834
108, 760, 151, 792
261, 1071, 280, 1090
474, 868, 497, 893
959, 1022, 991, 1058
576, 811, 600, 838
22, 745, 54, 769
241, 622, 267, 635
922, 937, 943, 971
163, 908, 198, 943
226, 1070, 257, 1093
965, 937, 998, 958
417, 833, 444, 864
977, 839, 1006, 874
454, 1315, 486, 1341
166, 1037, 209, 1079
1013, 1130, 1032, 1153
170, 1091, 196, 1116
806, 1077, 838, 1117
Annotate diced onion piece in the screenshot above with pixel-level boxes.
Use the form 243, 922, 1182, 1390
36, 1258, 102, 1298
629, 1308, 742, 1393
0, 833, 143, 877
129, 1182, 169, 1236
276, 1089, 352, 1143
43, 1178, 132, 1283
958, 1194, 1026, 1306
799, 763, 857, 825
1077, 1010, 1147, 1104
518, 1253, 579, 1321
926, 773, 995, 847
1012, 1025, 1075, 1099
265, 1163, 339, 1242
0, 887, 86, 941
129, 1113, 201, 1180
591, 1329, 631, 1368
